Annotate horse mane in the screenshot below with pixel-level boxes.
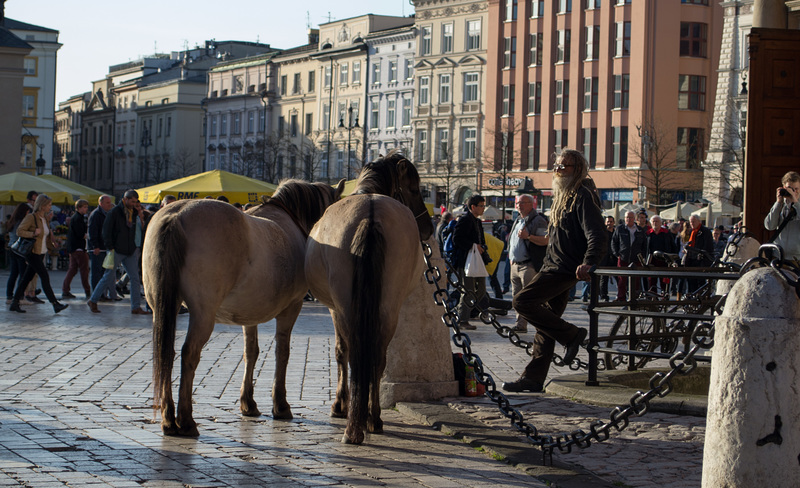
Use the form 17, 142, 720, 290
353, 152, 405, 198
257, 179, 337, 234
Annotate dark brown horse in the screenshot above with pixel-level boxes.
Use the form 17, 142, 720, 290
304, 153, 434, 444
146, 179, 344, 436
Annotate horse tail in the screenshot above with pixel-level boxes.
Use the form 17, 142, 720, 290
347, 198, 385, 444
151, 212, 187, 411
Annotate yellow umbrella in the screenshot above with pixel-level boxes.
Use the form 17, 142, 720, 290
38, 174, 110, 204
0, 172, 83, 206
136, 170, 278, 205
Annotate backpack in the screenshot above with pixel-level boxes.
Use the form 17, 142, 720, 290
442, 220, 457, 261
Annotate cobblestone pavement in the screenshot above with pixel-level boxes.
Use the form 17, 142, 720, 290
0, 269, 706, 487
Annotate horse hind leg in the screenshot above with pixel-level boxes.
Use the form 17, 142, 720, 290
174, 314, 215, 437
368, 332, 393, 434
239, 325, 261, 417
272, 302, 302, 420
330, 312, 349, 419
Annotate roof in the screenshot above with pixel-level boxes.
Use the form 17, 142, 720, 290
3, 18, 59, 34
0, 27, 32, 49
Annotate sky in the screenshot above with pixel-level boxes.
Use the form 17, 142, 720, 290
7, 0, 412, 104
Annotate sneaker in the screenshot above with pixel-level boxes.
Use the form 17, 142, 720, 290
62, 292, 77, 299
25, 296, 45, 304
52, 302, 68, 314
562, 328, 588, 365
457, 322, 477, 330
502, 377, 544, 393
131, 308, 152, 315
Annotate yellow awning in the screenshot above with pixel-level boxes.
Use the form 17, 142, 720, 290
0, 172, 83, 206
38, 174, 110, 204
136, 170, 278, 205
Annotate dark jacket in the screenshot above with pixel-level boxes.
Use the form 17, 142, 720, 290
684, 225, 715, 267
646, 226, 678, 259
87, 207, 107, 251
452, 210, 485, 269
541, 185, 608, 274
515, 210, 548, 272
66, 212, 88, 253
102, 202, 140, 256
611, 223, 646, 263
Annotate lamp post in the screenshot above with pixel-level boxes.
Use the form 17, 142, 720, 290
339, 105, 359, 180
140, 124, 152, 186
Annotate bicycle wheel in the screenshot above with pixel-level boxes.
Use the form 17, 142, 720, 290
604, 313, 666, 370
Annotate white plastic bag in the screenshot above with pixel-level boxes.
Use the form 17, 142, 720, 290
464, 243, 489, 278
102, 250, 116, 269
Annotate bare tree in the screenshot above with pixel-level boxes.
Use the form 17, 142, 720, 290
703, 97, 746, 207
170, 147, 198, 179
481, 120, 526, 217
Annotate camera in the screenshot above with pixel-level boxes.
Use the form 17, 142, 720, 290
779, 188, 791, 198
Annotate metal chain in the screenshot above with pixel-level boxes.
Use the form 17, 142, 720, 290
740, 243, 800, 299
421, 242, 712, 461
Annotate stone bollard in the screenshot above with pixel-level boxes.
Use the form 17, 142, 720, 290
380, 236, 459, 408
702, 267, 800, 487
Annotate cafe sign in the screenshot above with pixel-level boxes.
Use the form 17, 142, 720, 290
488, 177, 524, 187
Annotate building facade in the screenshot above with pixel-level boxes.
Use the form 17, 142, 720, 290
411, 0, 489, 211
482, 0, 722, 211
0, 20, 32, 174
7, 18, 60, 175
53, 92, 89, 180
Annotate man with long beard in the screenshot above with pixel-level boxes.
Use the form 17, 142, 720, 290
503, 149, 607, 393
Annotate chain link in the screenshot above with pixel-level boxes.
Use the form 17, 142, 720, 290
421, 242, 714, 460
740, 243, 800, 299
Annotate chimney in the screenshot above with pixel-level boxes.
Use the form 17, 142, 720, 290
308, 28, 319, 45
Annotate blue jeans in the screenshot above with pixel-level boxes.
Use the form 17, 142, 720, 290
90, 249, 141, 310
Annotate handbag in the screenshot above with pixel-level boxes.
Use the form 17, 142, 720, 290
102, 250, 116, 269
464, 243, 489, 278
10, 237, 35, 258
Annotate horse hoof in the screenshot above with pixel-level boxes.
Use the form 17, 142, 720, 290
272, 406, 293, 420
176, 423, 199, 437
342, 429, 365, 445
368, 421, 384, 434
162, 424, 179, 436
330, 406, 347, 419
241, 406, 261, 417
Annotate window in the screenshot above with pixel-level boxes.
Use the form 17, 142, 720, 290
371, 100, 379, 128
557, 30, 571, 63
278, 116, 285, 135
526, 130, 540, 170
421, 26, 432, 55
585, 26, 600, 60
419, 77, 430, 105
405, 59, 414, 79
437, 128, 449, 160
613, 74, 630, 109
321, 152, 329, 179
554, 129, 569, 153
210, 116, 217, 136
502, 84, 515, 116
352, 62, 361, 84
387, 99, 396, 128
324, 65, 332, 88
23, 94, 36, 117
555, 80, 569, 113
616, 22, 631, 57
467, 20, 481, 51
503, 37, 517, 68
340, 63, 349, 85
531, 0, 544, 17
418, 130, 428, 161
585, 0, 601, 8
582, 128, 597, 167
338, 102, 347, 125
305, 113, 313, 135
372, 62, 381, 84
388, 61, 397, 82
680, 22, 708, 57
528, 81, 541, 114
678, 75, 706, 110
336, 151, 343, 178
291, 114, 298, 137
259, 110, 266, 132
247, 111, 255, 133
209, 154, 216, 170
402, 98, 412, 126
442, 24, 453, 53
463, 127, 477, 160
24, 58, 36, 75
351, 100, 360, 122
682, 0, 708, 4
464, 72, 479, 102
677, 128, 704, 168
280, 75, 287, 95
220, 114, 228, 135
583, 77, 598, 111
308, 70, 316, 92
322, 103, 330, 130
530, 33, 543, 66
439, 74, 451, 104
293, 73, 301, 94
505, 0, 518, 21
233, 113, 241, 135
557, 0, 572, 13
612, 126, 628, 168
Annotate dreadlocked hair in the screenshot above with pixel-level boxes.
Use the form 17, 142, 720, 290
549, 149, 589, 228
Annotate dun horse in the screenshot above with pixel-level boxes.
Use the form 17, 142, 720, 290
305, 153, 434, 444
146, 179, 343, 436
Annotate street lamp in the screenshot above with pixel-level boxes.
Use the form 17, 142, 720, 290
339, 106, 359, 179
141, 124, 152, 185
36, 154, 46, 175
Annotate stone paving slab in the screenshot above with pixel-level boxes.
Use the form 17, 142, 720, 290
0, 269, 706, 487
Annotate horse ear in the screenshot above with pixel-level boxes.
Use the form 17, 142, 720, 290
334, 179, 346, 199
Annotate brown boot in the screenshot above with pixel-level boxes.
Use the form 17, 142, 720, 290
87, 300, 100, 313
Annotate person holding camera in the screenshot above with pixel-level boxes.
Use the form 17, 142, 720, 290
451, 194, 489, 330
764, 171, 800, 264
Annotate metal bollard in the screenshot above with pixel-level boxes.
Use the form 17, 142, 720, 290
702, 267, 800, 487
